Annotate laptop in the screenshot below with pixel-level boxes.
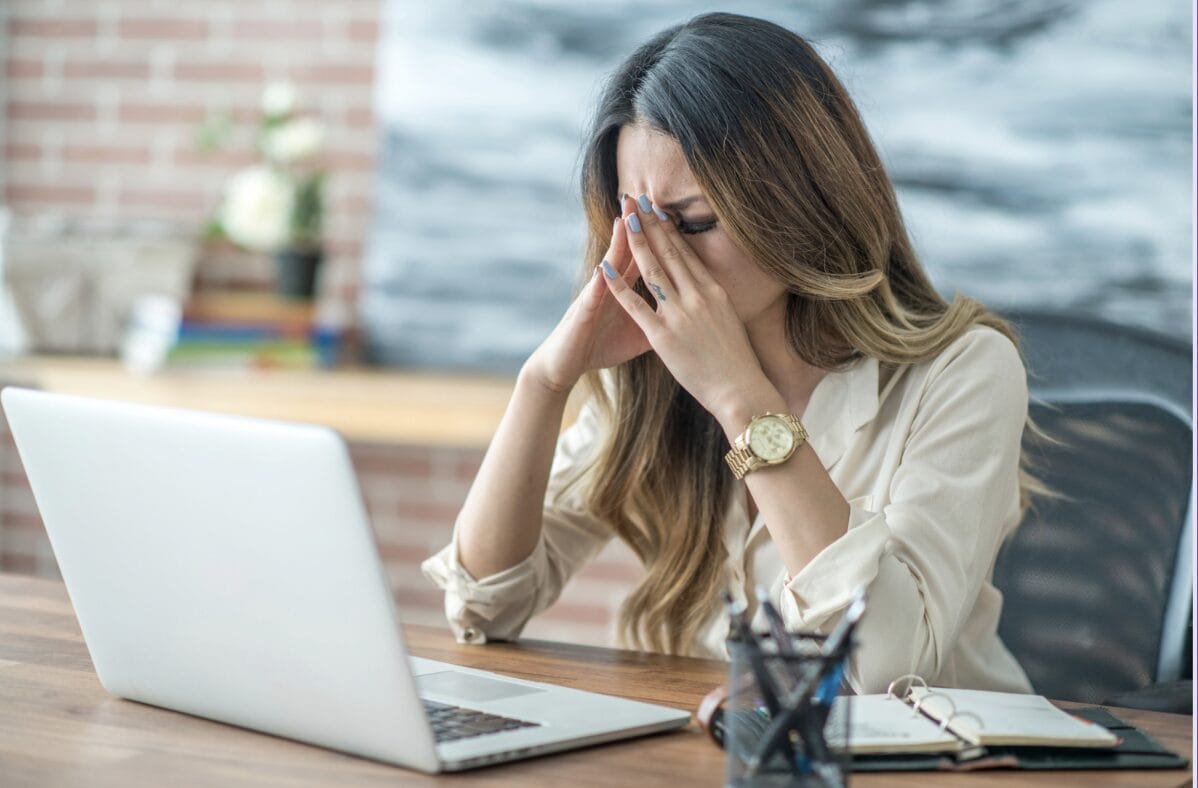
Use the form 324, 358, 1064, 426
1, 386, 690, 772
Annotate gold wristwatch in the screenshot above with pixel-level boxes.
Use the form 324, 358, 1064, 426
723, 413, 807, 479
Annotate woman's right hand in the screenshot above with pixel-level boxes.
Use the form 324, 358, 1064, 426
523, 217, 650, 395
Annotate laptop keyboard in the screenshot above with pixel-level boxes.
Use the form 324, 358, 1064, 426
422, 699, 541, 744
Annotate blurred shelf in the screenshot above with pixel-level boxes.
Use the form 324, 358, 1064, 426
0, 355, 515, 449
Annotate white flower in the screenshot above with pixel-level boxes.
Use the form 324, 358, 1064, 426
261, 82, 297, 118
219, 165, 294, 252
262, 117, 326, 164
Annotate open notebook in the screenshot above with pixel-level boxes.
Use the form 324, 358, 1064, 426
829, 685, 1117, 755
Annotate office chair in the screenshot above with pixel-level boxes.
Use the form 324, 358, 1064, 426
992, 310, 1193, 712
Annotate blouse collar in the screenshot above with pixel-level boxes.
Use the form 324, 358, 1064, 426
801, 354, 881, 473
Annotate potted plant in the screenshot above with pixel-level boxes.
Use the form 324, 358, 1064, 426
201, 83, 327, 300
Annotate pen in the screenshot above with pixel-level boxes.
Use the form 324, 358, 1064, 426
722, 591, 781, 713
723, 589, 799, 769
746, 591, 867, 776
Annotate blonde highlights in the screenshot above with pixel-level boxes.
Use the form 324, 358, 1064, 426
571, 13, 1043, 655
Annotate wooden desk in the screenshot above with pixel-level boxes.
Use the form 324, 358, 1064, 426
1, 575, 1191, 786
0, 356, 516, 448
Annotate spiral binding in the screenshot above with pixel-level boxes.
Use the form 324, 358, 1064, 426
885, 673, 988, 732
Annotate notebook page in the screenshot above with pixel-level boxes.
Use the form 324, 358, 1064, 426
826, 695, 962, 754
908, 687, 1118, 748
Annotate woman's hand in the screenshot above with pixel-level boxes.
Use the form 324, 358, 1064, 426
523, 216, 651, 395
601, 196, 771, 421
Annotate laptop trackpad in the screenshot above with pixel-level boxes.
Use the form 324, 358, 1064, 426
417, 670, 546, 703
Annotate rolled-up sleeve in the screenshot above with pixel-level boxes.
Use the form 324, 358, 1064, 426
777, 329, 1028, 693
421, 402, 614, 644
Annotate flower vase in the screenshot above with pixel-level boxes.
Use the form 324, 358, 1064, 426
273, 247, 322, 300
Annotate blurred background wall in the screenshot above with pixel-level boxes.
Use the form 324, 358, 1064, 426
366, 0, 1192, 369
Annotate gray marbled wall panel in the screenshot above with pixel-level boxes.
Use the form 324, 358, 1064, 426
364, 1, 1191, 371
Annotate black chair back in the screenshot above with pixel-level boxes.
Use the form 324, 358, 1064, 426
993, 311, 1193, 704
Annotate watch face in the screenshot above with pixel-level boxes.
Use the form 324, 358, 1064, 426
748, 416, 795, 462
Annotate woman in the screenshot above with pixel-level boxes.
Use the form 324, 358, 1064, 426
423, 12, 1035, 694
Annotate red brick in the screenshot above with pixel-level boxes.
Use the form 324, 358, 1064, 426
174, 62, 266, 82
394, 587, 444, 609
10, 18, 97, 37
3, 142, 41, 161
6, 182, 97, 205
230, 105, 268, 125
62, 145, 152, 165
0, 553, 38, 574
174, 147, 258, 168
378, 543, 438, 564
352, 453, 433, 478
118, 18, 207, 40
325, 150, 375, 172
323, 237, 365, 259
6, 58, 44, 79
233, 19, 323, 40
328, 281, 360, 302
118, 187, 209, 211
577, 560, 643, 583
0, 470, 32, 488
292, 63, 374, 85
63, 60, 151, 80
331, 193, 373, 215
2, 513, 45, 531
454, 454, 485, 481
344, 107, 374, 128
119, 103, 207, 124
347, 18, 380, 42
395, 501, 461, 523
540, 601, 613, 626
7, 102, 97, 122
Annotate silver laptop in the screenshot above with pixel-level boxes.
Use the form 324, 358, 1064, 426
1, 386, 690, 772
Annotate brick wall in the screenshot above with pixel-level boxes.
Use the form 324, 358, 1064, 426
2, 0, 380, 302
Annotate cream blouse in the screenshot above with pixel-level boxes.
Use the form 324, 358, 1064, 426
422, 325, 1034, 695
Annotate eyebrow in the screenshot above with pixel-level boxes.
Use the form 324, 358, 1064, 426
660, 195, 708, 212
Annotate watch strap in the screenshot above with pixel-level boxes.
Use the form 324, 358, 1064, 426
724, 445, 759, 480
723, 413, 807, 480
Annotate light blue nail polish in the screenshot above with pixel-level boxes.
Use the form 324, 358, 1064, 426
627, 214, 641, 233
601, 259, 617, 279
637, 194, 651, 213
652, 203, 669, 221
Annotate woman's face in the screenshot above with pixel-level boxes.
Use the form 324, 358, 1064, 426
614, 123, 787, 331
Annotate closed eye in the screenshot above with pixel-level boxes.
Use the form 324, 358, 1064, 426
678, 218, 717, 235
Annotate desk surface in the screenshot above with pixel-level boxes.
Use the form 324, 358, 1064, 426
0, 356, 516, 448
1, 574, 1191, 787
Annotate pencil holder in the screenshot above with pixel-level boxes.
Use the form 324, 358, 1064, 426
724, 635, 852, 788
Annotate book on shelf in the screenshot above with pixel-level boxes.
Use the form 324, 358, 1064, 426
181, 291, 316, 331
121, 292, 341, 373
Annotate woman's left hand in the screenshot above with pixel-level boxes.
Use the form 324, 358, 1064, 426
602, 195, 771, 422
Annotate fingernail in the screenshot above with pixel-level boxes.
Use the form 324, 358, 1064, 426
651, 202, 669, 221
637, 194, 651, 213
627, 213, 641, 233
601, 259, 617, 279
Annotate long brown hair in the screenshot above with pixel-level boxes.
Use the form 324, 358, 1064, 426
569, 12, 1038, 656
